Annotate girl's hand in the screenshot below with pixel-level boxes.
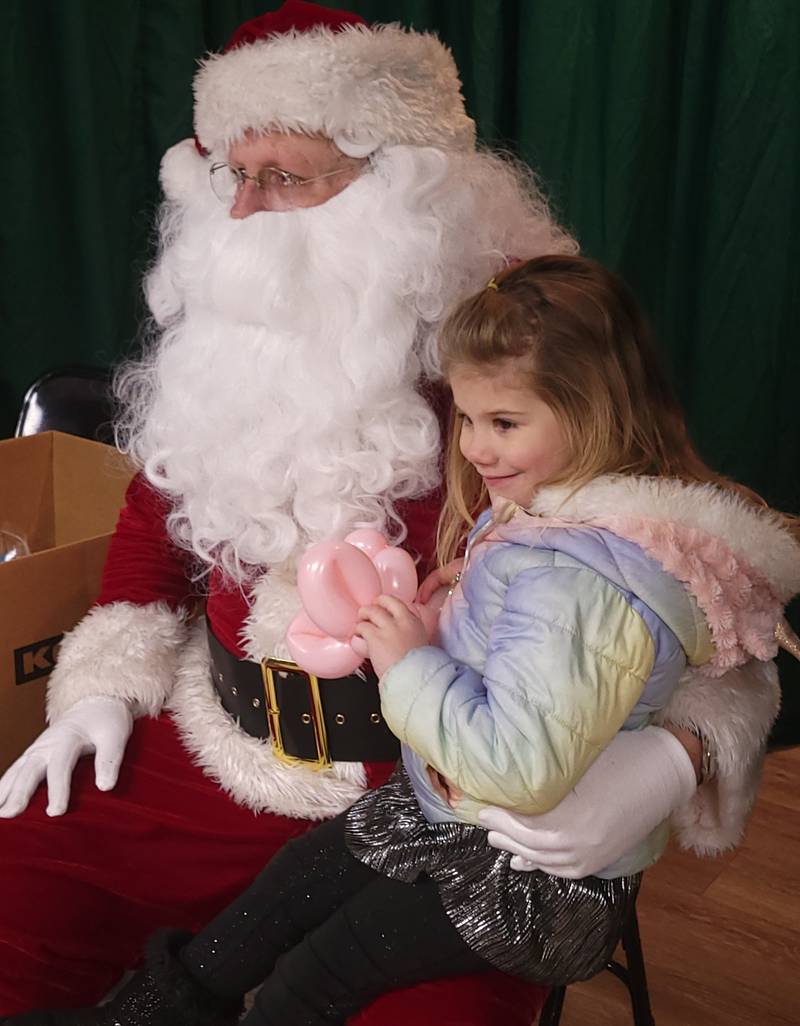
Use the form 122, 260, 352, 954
417, 558, 465, 606
356, 595, 428, 679
426, 765, 464, 807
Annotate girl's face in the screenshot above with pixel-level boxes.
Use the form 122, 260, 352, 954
450, 363, 570, 507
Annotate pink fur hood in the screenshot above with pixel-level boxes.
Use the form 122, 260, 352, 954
516, 475, 800, 675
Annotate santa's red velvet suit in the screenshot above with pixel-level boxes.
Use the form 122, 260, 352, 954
0, 469, 551, 1022
0, 2, 583, 1020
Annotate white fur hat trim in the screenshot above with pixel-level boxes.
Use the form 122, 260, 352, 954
193, 23, 476, 158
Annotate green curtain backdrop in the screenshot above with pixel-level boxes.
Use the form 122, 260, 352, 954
1, 0, 798, 739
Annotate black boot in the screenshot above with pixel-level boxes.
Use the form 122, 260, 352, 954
1, 930, 242, 1026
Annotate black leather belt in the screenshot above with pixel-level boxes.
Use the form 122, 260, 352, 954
207, 622, 399, 767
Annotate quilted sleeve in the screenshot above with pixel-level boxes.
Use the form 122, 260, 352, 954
380, 565, 657, 814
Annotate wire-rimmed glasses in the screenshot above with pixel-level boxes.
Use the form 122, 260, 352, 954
209, 162, 358, 207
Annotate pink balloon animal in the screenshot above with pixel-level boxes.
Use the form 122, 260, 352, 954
286, 529, 442, 678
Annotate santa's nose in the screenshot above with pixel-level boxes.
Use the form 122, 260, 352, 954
230, 181, 269, 219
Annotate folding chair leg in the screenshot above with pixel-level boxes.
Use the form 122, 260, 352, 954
537, 904, 655, 1026
621, 910, 655, 1026
538, 985, 566, 1026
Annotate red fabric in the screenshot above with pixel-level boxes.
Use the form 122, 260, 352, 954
96, 471, 446, 654
204, 489, 443, 656
225, 1, 368, 53
205, 567, 251, 656
93, 473, 439, 794
95, 474, 195, 611
0, 715, 546, 1022
351, 972, 547, 1026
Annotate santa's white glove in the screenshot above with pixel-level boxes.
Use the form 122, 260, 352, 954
478, 726, 697, 878
0, 696, 133, 818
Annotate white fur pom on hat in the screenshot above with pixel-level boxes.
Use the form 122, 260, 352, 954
193, 0, 476, 158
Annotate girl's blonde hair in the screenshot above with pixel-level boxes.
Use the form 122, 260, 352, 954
437, 254, 767, 564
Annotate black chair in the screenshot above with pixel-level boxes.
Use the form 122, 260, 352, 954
15, 366, 115, 444
538, 904, 655, 1026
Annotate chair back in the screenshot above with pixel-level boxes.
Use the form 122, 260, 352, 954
15, 366, 115, 445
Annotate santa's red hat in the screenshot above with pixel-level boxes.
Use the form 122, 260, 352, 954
193, 0, 476, 158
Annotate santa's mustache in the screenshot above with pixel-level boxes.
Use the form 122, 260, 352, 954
149, 152, 444, 338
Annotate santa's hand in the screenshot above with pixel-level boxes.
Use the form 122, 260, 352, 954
356, 595, 428, 679
0, 696, 133, 818
478, 726, 697, 877
417, 558, 465, 606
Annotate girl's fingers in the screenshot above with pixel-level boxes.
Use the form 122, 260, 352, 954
417, 559, 464, 604
373, 594, 411, 616
417, 568, 446, 604
359, 596, 414, 624
357, 604, 395, 628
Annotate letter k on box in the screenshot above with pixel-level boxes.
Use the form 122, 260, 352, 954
0, 432, 133, 773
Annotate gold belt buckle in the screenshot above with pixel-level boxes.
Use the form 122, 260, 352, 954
261, 657, 332, 769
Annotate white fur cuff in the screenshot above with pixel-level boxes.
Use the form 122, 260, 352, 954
47, 602, 189, 722
657, 660, 780, 854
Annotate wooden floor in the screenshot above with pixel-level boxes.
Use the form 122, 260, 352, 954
556, 746, 800, 1026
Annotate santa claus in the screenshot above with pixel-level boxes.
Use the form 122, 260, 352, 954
0, 3, 779, 1023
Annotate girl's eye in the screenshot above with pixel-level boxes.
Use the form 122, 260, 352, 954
494, 418, 516, 431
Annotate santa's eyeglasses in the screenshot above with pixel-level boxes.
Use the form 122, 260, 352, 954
209, 162, 357, 205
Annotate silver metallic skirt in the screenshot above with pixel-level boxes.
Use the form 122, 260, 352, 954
345, 768, 640, 985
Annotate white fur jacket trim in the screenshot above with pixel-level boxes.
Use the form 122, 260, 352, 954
657, 659, 779, 854
46, 601, 189, 722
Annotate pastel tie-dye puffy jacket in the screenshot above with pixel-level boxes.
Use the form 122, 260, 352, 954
379, 474, 800, 877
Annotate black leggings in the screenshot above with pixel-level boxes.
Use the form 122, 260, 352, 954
180, 811, 489, 1025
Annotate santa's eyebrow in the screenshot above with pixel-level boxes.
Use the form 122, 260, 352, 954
230, 160, 307, 178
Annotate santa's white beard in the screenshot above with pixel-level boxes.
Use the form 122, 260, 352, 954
117, 147, 448, 582
116, 142, 576, 582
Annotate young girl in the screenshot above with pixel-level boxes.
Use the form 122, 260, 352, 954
10, 255, 799, 1026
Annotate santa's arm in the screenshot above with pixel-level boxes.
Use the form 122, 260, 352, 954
47, 473, 195, 721
0, 475, 195, 818
480, 660, 779, 873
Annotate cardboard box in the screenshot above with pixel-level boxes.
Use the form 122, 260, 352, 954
0, 432, 133, 774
